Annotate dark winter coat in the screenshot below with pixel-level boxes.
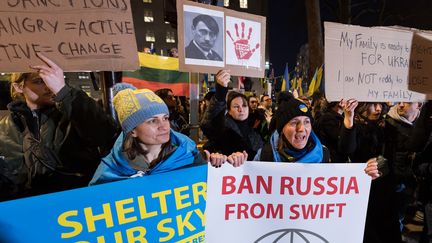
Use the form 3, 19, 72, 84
313, 109, 347, 162
0, 86, 119, 201
340, 119, 402, 243
200, 84, 263, 160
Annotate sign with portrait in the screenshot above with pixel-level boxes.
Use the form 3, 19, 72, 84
325, 22, 427, 102
177, 0, 266, 78
205, 162, 371, 243
0, 0, 139, 72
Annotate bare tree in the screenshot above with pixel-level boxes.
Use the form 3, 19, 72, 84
305, 0, 323, 80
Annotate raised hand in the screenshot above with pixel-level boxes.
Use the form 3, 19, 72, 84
341, 98, 358, 129
216, 69, 231, 87
30, 53, 65, 95
364, 157, 380, 180
226, 22, 260, 60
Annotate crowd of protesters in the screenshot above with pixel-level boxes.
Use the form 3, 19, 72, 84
1, 56, 431, 243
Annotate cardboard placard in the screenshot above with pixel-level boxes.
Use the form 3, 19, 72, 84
177, 0, 266, 78
0, 0, 139, 72
324, 22, 427, 102
205, 162, 371, 243
408, 31, 432, 95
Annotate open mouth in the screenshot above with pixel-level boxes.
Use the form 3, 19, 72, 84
294, 134, 307, 143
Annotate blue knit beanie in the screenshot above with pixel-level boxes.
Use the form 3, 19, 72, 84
113, 88, 169, 133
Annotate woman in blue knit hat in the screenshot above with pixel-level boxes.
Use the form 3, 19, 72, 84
90, 88, 241, 185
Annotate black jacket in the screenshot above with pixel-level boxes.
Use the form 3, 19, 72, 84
339, 120, 401, 243
314, 109, 347, 162
200, 84, 262, 160
0, 86, 119, 201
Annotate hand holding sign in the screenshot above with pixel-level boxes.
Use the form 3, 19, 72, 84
30, 53, 65, 95
216, 69, 231, 87
205, 150, 227, 168
340, 98, 359, 129
227, 150, 248, 167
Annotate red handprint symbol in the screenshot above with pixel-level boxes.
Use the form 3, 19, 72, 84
227, 22, 260, 61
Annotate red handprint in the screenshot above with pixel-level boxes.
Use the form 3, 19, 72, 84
227, 22, 260, 60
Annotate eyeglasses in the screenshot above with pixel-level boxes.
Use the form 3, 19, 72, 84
264, 98, 272, 102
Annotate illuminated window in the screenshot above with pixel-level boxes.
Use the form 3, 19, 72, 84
239, 0, 247, 8
144, 10, 154, 22
143, 0, 152, 3
224, 0, 229, 7
146, 30, 155, 42
166, 31, 176, 43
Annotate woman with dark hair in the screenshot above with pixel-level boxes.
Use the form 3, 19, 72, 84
200, 70, 262, 165
339, 99, 401, 243
90, 88, 231, 185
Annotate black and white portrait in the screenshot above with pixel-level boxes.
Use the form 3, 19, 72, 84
183, 5, 224, 66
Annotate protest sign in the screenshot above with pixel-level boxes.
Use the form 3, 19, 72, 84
0, 0, 139, 72
0, 165, 207, 243
177, 0, 266, 78
205, 162, 371, 243
325, 22, 427, 102
408, 31, 432, 94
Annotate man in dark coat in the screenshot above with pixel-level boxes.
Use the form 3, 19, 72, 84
0, 53, 119, 201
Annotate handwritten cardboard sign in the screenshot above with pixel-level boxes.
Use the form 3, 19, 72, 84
177, 0, 266, 78
325, 22, 427, 102
0, 0, 139, 72
408, 31, 432, 95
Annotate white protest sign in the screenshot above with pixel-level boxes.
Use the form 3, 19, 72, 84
205, 162, 371, 243
325, 22, 427, 102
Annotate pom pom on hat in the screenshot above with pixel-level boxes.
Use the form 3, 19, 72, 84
113, 88, 169, 133
275, 96, 313, 133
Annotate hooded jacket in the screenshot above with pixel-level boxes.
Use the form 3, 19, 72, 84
89, 130, 204, 185
0, 86, 118, 200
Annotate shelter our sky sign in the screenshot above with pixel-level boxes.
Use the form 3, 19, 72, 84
0, 0, 139, 72
325, 22, 428, 102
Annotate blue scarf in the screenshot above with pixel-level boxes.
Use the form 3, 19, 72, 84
270, 131, 323, 163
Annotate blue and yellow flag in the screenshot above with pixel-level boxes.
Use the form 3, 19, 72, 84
281, 63, 289, 92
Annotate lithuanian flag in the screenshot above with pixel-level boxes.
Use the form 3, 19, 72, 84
122, 53, 190, 96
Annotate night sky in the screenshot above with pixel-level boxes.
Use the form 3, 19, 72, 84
269, 0, 432, 77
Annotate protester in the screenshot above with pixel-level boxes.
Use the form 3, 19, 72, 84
155, 88, 190, 136
0, 53, 119, 201
254, 94, 329, 162
314, 101, 348, 162
200, 70, 263, 161
386, 101, 424, 236
411, 101, 432, 243
89, 88, 241, 185
258, 94, 273, 119
247, 95, 259, 112
248, 95, 271, 143
339, 99, 401, 243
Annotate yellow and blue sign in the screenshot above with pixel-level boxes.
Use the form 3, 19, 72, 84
0, 165, 207, 243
